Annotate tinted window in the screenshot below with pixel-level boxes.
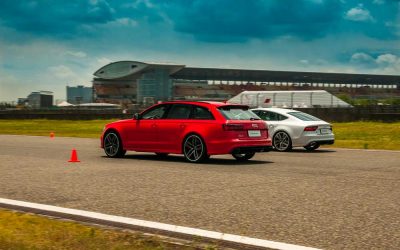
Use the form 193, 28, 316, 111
256, 111, 287, 121
141, 105, 168, 119
191, 106, 214, 120
218, 106, 260, 120
278, 114, 288, 121
166, 104, 192, 119
260, 111, 274, 121
288, 112, 321, 121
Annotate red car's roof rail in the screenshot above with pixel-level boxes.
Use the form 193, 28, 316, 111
155, 100, 249, 108
218, 104, 250, 109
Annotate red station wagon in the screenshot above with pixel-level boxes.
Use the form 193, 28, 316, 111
101, 101, 272, 163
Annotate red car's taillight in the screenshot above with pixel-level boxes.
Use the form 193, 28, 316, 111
304, 126, 318, 131
222, 124, 244, 131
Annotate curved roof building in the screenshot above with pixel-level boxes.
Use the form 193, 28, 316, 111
93, 61, 185, 105
94, 61, 185, 80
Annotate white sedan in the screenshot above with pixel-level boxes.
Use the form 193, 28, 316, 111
251, 108, 334, 151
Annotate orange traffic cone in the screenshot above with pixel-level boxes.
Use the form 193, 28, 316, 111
68, 149, 80, 162
50, 132, 55, 139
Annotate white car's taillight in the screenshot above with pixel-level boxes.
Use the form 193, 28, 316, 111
304, 126, 318, 132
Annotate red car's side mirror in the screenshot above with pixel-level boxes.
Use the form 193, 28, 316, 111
133, 113, 141, 120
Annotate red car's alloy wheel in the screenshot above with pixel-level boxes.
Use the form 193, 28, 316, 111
104, 132, 126, 158
183, 134, 207, 163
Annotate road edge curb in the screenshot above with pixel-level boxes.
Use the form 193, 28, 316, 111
0, 198, 319, 250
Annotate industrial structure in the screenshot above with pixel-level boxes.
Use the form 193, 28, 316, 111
228, 90, 351, 108
21, 91, 53, 109
93, 61, 400, 106
66, 85, 93, 104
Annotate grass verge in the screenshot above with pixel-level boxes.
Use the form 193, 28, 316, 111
0, 119, 399, 150
328, 121, 400, 150
0, 209, 209, 250
0, 119, 113, 138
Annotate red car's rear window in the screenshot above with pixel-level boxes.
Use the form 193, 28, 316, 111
218, 106, 260, 120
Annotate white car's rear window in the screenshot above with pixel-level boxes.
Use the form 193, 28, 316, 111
288, 112, 321, 121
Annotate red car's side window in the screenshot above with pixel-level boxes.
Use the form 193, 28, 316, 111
191, 106, 214, 120
142, 105, 168, 119
165, 104, 192, 119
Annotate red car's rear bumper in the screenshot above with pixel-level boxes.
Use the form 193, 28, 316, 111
207, 138, 272, 155
100, 134, 104, 148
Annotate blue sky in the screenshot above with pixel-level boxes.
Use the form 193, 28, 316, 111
0, 0, 399, 102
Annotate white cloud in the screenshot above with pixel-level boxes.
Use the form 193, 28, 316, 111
96, 57, 112, 66
373, 0, 385, 5
114, 18, 138, 27
65, 50, 87, 58
97, 17, 138, 29
309, 0, 324, 4
350, 52, 374, 63
376, 53, 397, 65
300, 59, 309, 64
124, 0, 154, 9
350, 52, 400, 74
345, 4, 374, 22
0, 40, 96, 101
376, 53, 400, 74
49, 65, 76, 79
0, 70, 27, 102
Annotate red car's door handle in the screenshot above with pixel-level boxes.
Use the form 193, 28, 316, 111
151, 124, 157, 128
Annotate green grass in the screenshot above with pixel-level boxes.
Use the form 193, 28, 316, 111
0, 119, 399, 150
0, 209, 206, 250
0, 119, 114, 138
328, 121, 400, 150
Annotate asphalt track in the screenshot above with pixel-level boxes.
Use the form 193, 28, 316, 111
0, 135, 399, 249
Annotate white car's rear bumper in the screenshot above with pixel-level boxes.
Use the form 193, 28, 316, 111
293, 133, 335, 147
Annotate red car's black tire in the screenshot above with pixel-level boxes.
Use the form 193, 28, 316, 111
103, 131, 126, 158
182, 134, 208, 163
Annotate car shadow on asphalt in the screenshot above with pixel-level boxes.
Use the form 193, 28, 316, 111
106, 154, 273, 165
204, 157, 273, 165
288, 148, 336, 153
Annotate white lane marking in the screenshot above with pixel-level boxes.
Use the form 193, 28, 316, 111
0, 197, 320, 250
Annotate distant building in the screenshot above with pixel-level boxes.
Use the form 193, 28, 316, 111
67, 85, 93, 104
228, 90, 352, 108
93, 61, 182, 105
93, 60, 400, 105
17, 98, 28, 106
27, 91, 53, 109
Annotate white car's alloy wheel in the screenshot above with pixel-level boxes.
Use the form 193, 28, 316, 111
273, 131, 292, 151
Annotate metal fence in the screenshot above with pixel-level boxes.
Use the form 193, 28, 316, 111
0, 105, 399, 122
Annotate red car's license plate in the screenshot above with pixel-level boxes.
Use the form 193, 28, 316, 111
248, 130, 261, 137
